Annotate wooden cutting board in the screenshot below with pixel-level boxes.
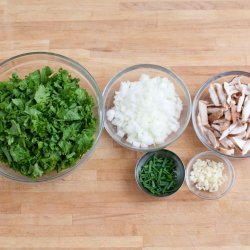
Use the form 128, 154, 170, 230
0, 0, 249, 249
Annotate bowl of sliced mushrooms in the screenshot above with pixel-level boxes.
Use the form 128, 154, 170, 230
192, 71, 250, 158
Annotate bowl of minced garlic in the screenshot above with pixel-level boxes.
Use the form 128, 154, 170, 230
185, 151, 235, 199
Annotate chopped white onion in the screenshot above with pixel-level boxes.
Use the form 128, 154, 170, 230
107, 74, 183, 148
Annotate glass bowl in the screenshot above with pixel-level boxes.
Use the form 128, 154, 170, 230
135, 149, 185, 197
0, 52, 104, 183
185, 151, 235, 199
103, 64, 192, 152
192, 71, 250, 159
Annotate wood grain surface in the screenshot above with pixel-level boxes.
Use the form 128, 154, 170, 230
0, 0, 250, 249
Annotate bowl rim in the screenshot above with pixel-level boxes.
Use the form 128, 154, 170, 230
185, 151, 235, 200
103, 63, 192, 152
135, 149, 186, 198
0, 51, 104, 183
192, 70, 250, 159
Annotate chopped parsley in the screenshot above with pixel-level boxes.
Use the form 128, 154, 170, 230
0, 66, 96, 178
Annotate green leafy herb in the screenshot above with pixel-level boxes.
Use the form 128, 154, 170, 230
0, 67, 96, 178
139, 155, 178, 195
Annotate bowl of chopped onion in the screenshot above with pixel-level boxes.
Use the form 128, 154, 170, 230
192, 71, 250, 159
103, 64, 192, 152
185, 151, 235, 200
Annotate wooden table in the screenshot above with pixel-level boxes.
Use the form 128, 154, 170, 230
0, 0, 250, 249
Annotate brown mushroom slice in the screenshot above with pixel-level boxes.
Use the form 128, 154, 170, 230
220, 138, 230, 149
209, 84, 220, 106
242, 140, 250, 155
213, 119, 226, 124
230, 100, 239, 123
220, 138, 235, 149
207, 107, 224, 114
206, 129, 219, 148
229, 76, 242, 86
231, 137, 246, 150
242, 99, 250, 123
220, 120, 231, 131
236, 82, 250, 95
224, 82, 231, 96
246, 125, 250, 139
219, 123, 237, 140
208, 109, 224, 123
211, 124, 221, 132
213, 130, 221, 138
198, 101, 209, 127
237, 87, 246, 113
233, 131, 247, 139
197, 112, 207, 136
230, 123, 248, 135
224, 81, 239, 104
214, 83, 226, 106
219, 147, 235, 155
224, 110, 232, 121
225, 138, 235, 148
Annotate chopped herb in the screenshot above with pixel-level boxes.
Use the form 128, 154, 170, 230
139, 155, 178, 195
0, 67, 96, 178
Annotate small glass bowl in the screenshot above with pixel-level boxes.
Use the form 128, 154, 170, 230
103, 64, 192, 152
135, 149, 185, 197
192, 71, 250, 159
0, 52, 104, 183
185, 151, 235, 200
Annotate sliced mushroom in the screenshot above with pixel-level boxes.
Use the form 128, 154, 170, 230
236, 82, 250, 95
246, 125, 250, 139
211, 121, 230, 133
232, 131, 247, 139
213, 119, 227, 124
224, 82, 231, 96
223, 138, 235, 148
211, 124, 221, 132
231, 100, 239, 123
220, 138, 230, 149
214, 83, 226, 106
220, 120, 231, 131
198, 76, 250, 156
242, 140, 250, 155
206, 129, 219, 148
231, 137, 246, 150
219, 147, 235, 155
230, 123, 248, 135
219, 123, 237, 140
207, 107, 224, 114
229, 76, 241, 86
209, 84, 220, 106
197, 112, 207, 135
242, 99, 250, 123
224, 81, 240, 104
224, 109, 232, 121
213, 130, 221, 138
208, 109, 224, 123
198, 101, 209, 127
237, 87, 246, 113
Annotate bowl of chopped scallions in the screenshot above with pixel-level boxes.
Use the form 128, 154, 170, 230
135, 149, 185, 197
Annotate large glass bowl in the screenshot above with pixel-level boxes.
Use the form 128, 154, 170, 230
103, 64, 192, 152
192, 71, 250, 159
0, 52, 104, 183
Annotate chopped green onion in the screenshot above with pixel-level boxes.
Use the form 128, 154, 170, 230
139, 155, 178, 195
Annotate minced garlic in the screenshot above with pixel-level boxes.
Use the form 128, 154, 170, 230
190, 159, 227, 192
